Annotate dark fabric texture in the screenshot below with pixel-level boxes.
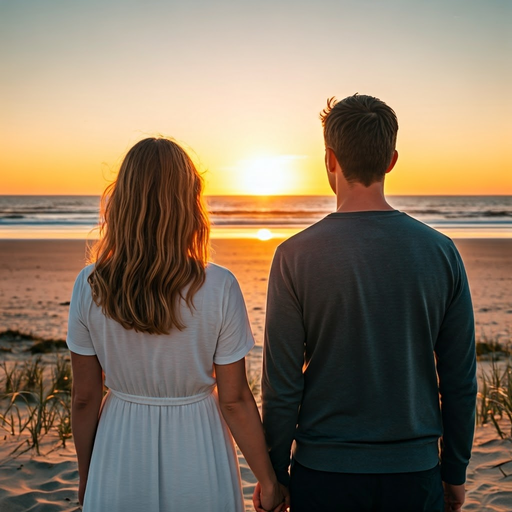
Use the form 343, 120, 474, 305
262, 211, 477, 486
289, 459, 444, 512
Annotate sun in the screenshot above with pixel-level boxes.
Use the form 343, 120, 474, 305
256, 229, 273, 241
238, 156, 293, 195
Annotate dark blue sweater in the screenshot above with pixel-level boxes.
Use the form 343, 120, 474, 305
262, 211, 477, 486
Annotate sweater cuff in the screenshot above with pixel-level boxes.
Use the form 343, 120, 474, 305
440, 461, 467, 485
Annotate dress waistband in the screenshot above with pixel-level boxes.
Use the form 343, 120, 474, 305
108, 387, 214, 406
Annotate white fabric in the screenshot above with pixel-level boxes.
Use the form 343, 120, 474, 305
67, 263, 254, 511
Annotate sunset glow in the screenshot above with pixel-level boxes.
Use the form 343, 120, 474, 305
256, 229, 273, 241
236, 156, 300, 196
0, 1, 510, 196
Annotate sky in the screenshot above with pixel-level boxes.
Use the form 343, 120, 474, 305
1, 0, 511, 196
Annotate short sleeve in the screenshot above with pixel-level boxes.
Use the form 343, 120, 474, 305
66, 267, 96, 356
214, 276, 255, 365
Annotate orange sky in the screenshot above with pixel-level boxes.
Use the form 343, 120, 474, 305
1, 1, 511, 196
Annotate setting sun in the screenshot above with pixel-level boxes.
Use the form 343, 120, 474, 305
256, 228, 273, 241
236, 156, 300, 195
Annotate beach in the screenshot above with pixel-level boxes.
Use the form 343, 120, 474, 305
0, 238, 511, 511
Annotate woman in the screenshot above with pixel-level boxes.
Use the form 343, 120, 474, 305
67, 137, 285, 511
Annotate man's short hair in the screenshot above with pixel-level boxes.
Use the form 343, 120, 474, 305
320, 94, 398, 187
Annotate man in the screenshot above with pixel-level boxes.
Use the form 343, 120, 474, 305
258, 94, 477, 511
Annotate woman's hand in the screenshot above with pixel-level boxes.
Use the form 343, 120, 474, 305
253, 481, 289, 512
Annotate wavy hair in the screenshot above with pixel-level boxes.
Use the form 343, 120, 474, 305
88, 137, 210, 334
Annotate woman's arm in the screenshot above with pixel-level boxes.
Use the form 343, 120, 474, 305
215, 358, 287, 512
70, 352, 104, 505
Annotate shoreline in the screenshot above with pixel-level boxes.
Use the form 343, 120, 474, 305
1, 228, 511, 240
1, 237, 510, 344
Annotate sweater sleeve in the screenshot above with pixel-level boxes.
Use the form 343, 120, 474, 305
262, 247, 305, 486
435, 247, 477, 485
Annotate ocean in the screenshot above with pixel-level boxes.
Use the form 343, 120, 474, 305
0, 195, 511, 240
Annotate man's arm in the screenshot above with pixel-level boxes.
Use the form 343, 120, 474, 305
262, 247, 305, 486
435, 249, 477, 493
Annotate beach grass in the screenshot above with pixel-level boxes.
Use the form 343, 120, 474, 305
477, 356, 512, 439
0, 354, 73, 456
475, 330, 512, 443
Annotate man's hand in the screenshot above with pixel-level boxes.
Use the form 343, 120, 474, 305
443, 482, 465, 511
252, 481, 289, 512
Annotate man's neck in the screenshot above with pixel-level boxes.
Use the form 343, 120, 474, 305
336, 180, 394, 212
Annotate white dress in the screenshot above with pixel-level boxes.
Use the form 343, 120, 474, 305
66, 263, 254, 512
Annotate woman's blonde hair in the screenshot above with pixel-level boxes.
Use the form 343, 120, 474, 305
88, 137, 210, 334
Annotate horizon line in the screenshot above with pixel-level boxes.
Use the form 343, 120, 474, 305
1, 193, 512, 198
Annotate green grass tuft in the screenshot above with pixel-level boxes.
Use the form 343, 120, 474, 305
0, 357, 73, 456
476, 333, 512, 439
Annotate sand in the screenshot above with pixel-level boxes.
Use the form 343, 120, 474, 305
0, 238, 511, 511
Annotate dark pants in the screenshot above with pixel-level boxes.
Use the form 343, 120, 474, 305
289, 460, 444, 512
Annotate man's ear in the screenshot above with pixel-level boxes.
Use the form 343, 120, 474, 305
386, 150, 398, 174
325, 148, 339, 174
